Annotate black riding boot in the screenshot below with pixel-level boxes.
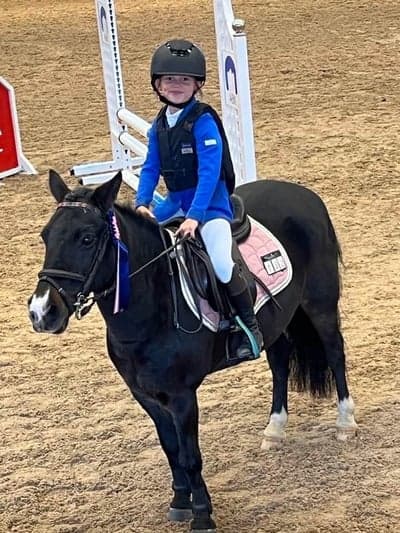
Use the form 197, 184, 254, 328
225, 265, 263, 359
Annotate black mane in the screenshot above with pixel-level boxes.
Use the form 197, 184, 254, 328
64, 187, 163, 244
113, 201, 167, 259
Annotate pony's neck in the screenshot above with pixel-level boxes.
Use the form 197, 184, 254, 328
116, 206, 172, 325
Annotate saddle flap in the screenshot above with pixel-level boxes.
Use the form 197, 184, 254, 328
163, 225, 227, 315
230, 194, 251, 243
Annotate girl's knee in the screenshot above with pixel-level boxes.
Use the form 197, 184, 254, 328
213, 262, 234, 283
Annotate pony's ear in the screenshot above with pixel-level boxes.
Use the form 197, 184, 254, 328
92, 171, 122, 211
49, 169, 71, 202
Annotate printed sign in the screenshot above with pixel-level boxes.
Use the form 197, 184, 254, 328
262, 250, 287, 275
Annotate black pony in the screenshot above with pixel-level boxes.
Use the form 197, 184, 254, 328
28, 171, 357, 533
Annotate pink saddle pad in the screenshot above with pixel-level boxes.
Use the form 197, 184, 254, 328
172, 217, 293, 332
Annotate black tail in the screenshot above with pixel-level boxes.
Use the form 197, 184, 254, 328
287, 306, 334, 398
327, 208, 343, 265
327, 212, 344, 298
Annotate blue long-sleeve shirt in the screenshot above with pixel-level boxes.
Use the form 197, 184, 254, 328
135, 100, 233, 224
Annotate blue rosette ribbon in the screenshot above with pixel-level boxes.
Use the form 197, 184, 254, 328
107, 210, 130, 313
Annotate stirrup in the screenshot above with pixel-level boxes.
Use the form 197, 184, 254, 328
234, 316, 261, 359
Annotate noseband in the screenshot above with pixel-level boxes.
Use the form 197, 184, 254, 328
38, 201, 113, 319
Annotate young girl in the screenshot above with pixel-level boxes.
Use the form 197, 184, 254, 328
135, 39, 262, 359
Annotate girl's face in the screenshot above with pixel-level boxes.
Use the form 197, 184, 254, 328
156, 75, 200, 107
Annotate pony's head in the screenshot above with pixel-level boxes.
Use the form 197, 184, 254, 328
28, 170, 122, 333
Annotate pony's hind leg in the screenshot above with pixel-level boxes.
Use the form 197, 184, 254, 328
302, 301, 358, 440
261, 333, 292, 450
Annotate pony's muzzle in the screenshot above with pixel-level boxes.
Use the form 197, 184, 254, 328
28, 284, 70, 334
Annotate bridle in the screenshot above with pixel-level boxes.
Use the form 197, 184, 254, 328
37, 201, 190, 321
38, 201, 113, 319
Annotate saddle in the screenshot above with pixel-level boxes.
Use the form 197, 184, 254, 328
164, 194, 256, 325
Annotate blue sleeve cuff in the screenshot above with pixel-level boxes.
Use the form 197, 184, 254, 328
186, 207, 205, 223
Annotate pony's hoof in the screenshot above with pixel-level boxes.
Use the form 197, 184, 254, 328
261, 436, 284, 450
167, 507, 193, 522
190, 515, 217, 532
336, 425, 358, 442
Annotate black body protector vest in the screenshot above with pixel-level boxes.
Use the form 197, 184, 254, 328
155, 102, 235, 195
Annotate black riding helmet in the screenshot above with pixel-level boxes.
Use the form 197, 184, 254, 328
151, 39, 206, 106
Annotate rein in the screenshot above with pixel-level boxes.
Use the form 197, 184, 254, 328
89, 232, 190, 309
128, 233, 189, 280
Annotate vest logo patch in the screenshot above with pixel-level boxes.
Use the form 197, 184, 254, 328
181, 143, 193, 154
205, 139, 217, 146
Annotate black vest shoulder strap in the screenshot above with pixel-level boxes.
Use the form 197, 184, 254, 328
155, 105, 168, 128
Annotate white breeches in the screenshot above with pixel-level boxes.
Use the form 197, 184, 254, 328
200, 218, 234, 283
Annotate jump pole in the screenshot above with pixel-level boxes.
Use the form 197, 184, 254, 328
0, 77, 37, 180
71, 0, 256, 201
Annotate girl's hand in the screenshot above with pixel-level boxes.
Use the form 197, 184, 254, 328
176, 218, 199, 239
136, 206, 155, 219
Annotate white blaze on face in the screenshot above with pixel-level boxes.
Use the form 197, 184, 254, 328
29, 288, 51, 322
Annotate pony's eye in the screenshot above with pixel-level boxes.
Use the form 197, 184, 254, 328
82, 234, 95, 246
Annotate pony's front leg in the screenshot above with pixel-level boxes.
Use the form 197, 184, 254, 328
262, 334, 290, 450
170, 390, 216, 533
132, 391, 193, 522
